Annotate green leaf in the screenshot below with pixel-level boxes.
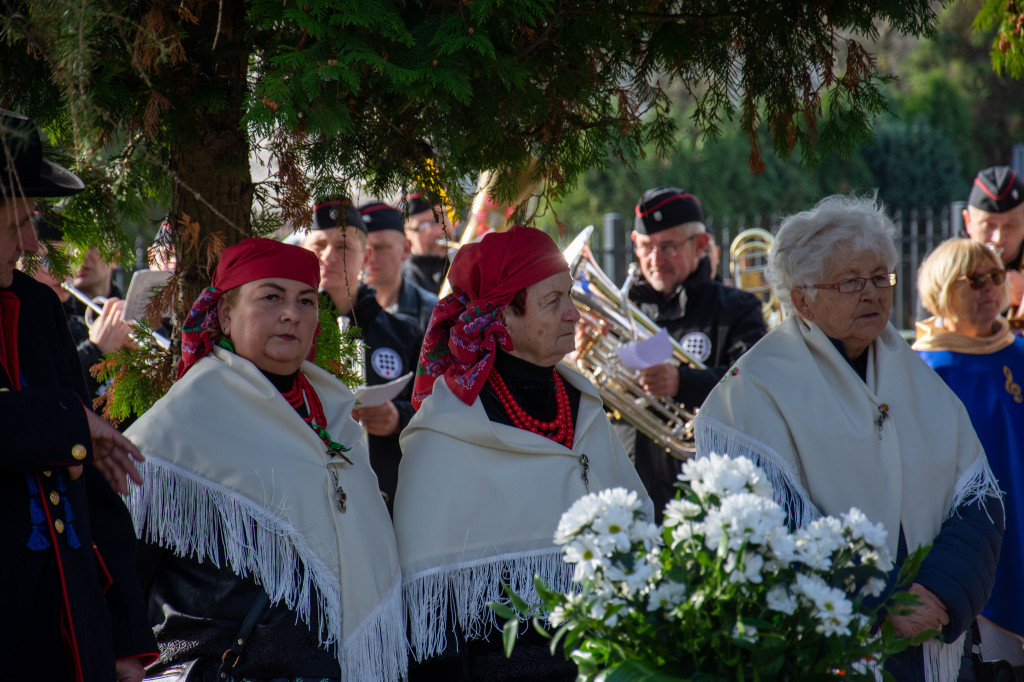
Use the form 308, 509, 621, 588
488, 601, 515, 621
605, 659, 688, 682
502, 617, 519, 658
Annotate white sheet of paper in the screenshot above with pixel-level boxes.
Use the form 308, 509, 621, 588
354, 372, 413, 408
615, 328, 673, 371
121, 269, 172, 322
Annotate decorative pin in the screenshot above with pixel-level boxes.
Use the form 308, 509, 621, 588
578, 454, 590, 491
874, 404, 889, 440
329, 467, 347, 512
327, 447, 354, 465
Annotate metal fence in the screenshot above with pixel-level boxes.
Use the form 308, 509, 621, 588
589, 206, 959, 333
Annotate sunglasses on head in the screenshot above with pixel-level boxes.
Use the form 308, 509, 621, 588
956, 270, 1007, 290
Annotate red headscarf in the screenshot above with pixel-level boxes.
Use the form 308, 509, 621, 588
412, 225, 569, 409
177, 238, 320, 379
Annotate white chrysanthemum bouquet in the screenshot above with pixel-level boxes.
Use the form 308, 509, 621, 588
493, 453, 927, 681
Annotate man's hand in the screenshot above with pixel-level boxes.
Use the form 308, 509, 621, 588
115, 657, 146, 682
887, 582, 949, 639
351, 401, 401, 437
84, 409, 144, 494
638, 362, 680, 398
1007, 270, 1024, 308
88, 298, 136, 354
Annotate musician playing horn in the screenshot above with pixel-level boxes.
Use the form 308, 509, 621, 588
962, 166, 1024, 322
626, 187, 767, 519
396, 225, 651, 681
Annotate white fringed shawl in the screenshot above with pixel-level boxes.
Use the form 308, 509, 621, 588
124, 348, 407, 681
694, 316, 1001, 682
395, 364, 653, 662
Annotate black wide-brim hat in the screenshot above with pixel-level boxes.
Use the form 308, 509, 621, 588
1, 109, 85, 199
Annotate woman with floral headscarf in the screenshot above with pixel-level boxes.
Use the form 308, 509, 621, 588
396, 226, 651, 681
124, 238, 406, 681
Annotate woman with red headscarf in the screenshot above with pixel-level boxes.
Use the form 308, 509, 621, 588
395, 226, 651, 681
123, 238, 406, 681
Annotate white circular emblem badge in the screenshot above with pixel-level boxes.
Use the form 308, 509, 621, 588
680, 331, 712, 363
370, 347, 403, 379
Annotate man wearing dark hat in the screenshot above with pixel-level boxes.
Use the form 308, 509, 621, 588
359, 200, 438, 335
302, 196, 420, 514
963, 166, 1024, 315
399, 191, 458, 295
0, 110, 157, 680
626, 186, 767, 517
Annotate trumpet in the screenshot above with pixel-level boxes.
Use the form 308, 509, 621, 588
62, 282, 171, 350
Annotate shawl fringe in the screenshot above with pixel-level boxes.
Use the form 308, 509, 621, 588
694, 414, 821, 527
923, 634, 966, 682
403, 548, 574, 662
949, 454, 1004, 523
126, 457, 408, 681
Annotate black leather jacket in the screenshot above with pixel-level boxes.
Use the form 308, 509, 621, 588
138, 543, 341, 679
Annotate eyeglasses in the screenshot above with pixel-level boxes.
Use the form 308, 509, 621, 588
635, 234, 698, 258
409, 220, 438, 233
956, 270, 1007, 290
812, 273, 898, 293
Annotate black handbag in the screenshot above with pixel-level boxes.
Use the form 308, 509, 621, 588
971, 621, 1018, 682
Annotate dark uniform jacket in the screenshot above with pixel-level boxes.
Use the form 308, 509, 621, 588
64, 282, 124, 400
403, 254, 449, 296
0, 270, 157, 680
388, 277, 438, 337
627, 257, 768, 517
335, 284, 420, 514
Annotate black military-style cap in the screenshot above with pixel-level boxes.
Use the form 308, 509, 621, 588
312, 196, 365, 232
357, 201, 405, 233
968, 166, 1024, 213
634, 187, 704, 234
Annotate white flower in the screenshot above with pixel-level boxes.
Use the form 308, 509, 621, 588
670, 520, 701, 548
606, 556, 656, 596
841, 508, 888, 549
858, 547, 894, 573
549, 604, 567, 626
555, 493, 603, 544
663, 499, 702, 527
629, 520, 664, 551
794, 574, 854, 636
593, 505, 636, 553
724, 550, 765, 584
860, 576, 887, 598
703, 492, 786, 552
766, 585, 798, 614
645, 580, 688, 612
766, 525, 797, 565
795, 517, 845, 571
597, 487, 643, 513
563, 533, 609, 581
680, 453, 774, 500
732, 621, 758, 643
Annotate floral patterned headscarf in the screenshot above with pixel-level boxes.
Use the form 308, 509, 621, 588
177, 237, 320, 379
412, 226, 569, 409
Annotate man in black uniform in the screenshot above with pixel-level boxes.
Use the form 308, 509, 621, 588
399, 191, 457, 295
1, 110, 157, 680
627, 187, 768, 517
962, 166, 1024, 318
302, 196, 419, 514
359, 200, 439, 335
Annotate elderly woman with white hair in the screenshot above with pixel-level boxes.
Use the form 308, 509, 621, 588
694, 196, 1003, 682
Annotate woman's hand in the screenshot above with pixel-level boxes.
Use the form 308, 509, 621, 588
351, 401, 400, 437
887, 583, 949, 638
638, 362, 679, 398
88, 298, 137, 354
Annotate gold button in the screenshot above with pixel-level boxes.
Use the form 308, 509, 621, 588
54, 519, 64, 534
49, 491, 60, 506
42, 470, 52, 477
71, 444, 87, 461
0, 387, 9, 392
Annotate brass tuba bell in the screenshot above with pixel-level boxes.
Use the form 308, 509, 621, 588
565, 227, 704, 461
729, 227, 784, 328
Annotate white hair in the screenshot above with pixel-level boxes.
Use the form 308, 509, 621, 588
766, 195, 898, 315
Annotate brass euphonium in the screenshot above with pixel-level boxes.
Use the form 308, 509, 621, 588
729, 227, 784, 328
564, 227, 705, 461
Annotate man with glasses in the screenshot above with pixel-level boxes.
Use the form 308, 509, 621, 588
625, 186, 767, 517
962, 166, 1024, 319
399, 191, 458, 295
